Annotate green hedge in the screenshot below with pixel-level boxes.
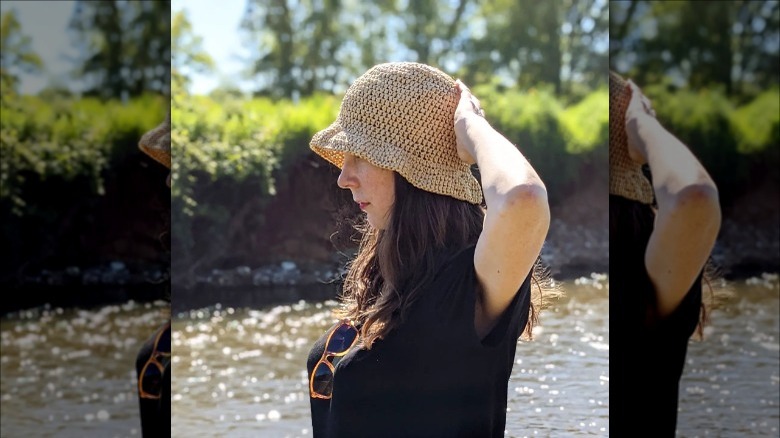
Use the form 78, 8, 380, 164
167, 87, 609, 270
1, 94, 167, 215
473, 85, 609, 198
642, 86, 779, 201
3, 86, 776, 272
170, 93, 340, 271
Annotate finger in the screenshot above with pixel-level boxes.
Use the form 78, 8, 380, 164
626, 80, 646, 112
457, 79, 473, 95
626, 79, 639, 98
455, 79, 464, 93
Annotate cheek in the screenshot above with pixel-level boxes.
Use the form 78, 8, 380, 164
378, 173, 395, 208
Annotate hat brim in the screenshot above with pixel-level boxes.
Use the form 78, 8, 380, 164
139, 116, 171, 169
311, 120, 483, 205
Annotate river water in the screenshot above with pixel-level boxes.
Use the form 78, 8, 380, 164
1, 276, 777, 437
0, 300, 170, 437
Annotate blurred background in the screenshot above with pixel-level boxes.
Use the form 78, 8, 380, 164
611, 1, 779, 437
1, 1, 170, 436
1, 0, 170, 309
611, 0, 779, 275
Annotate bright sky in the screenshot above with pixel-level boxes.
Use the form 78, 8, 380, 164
1, 1, 81, 95
5, 0, 612, 96
2, 0, 244, 95
173, 0, 248, 95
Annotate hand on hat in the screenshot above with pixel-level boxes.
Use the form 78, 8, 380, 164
454, 79, 486, 165
624, 80, 657, 165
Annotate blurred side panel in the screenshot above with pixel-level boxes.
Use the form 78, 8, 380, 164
1, 0, 171, 436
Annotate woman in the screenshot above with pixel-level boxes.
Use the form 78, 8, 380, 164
136, 112, 172, 437
306, 62, 549, 437
609, 71, 721, 436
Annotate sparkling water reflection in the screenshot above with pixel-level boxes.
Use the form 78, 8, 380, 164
678, 274, 780, 438
2, 276, 776, 438
1, 300, 170, 437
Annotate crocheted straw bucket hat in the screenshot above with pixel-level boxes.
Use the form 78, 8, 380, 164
609, 71, 654, 205
138, 112, 171, 169
310, 62, 483, 204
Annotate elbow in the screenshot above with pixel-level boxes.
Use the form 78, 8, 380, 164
673, 183, 722, 232
501, 184, 551, 233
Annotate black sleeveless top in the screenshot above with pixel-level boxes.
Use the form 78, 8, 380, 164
610, 195, 702, 437
306, 245, 532, 438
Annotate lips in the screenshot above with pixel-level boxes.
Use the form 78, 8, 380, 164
358, 202, 370, 210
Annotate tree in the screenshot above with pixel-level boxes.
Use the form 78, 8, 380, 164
172, 9, 215, 97
68, 0, 170, 100
0, 10, 44, 95
240, 0, 353, 99
609, 0, 779, 96
126, 1, 172, 96
560, 0, 609, 93
396, 0, 472, 66
239, 0, 607, 98
731, 0, 780, 96
463, 0, 607, 95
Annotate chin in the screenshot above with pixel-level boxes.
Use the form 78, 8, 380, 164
366, 217, 383, 230
366, 211, 389, 230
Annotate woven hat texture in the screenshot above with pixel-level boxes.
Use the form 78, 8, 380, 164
139, 112, 171, 169
609, 71, 654, 204
310, 62, 483, 204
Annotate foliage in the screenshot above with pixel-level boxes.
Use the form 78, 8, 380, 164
465, 0, 608, 95
559, 89, 609, 154
610, 0, 779, 96
0, 94, 167, 216
730, 88, 780, 154
3, 85, 776, 273
172, 9, 214, 95
237, 0, 608, 99
170, 92, 339, 273
0, 9, 44, 96
167, 87, 605, 271
169, 85, 777, 271
642, 86, 779, 200
472, 84, 608, 199
68, 0, 171, 99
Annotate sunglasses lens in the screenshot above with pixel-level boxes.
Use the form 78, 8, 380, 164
311, 362, 334, 397
326, 324, 357, 354
141, 363, 163, 395
156, 326, 171, 354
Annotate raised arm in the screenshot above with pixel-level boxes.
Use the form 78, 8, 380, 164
624, 81, 721, 318
453, 80, 550, 338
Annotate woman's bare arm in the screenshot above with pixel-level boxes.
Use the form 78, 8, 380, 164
454, 81, 550, 338
625, 81, 721, 318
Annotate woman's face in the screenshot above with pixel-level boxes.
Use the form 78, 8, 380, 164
337, 153, 395, 230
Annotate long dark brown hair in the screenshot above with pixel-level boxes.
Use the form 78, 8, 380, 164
336, 173, 550, 349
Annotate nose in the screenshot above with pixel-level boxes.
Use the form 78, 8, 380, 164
337, 160, 356, 190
